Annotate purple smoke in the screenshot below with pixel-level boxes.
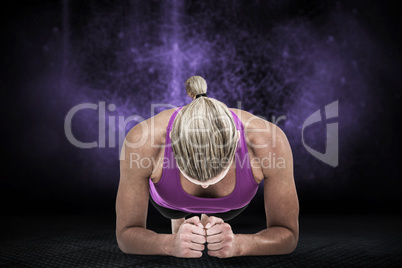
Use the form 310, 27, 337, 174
26, 0, 385, 191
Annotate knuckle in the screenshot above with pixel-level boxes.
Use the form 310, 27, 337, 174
226, 234, 233, 241
209, 216, 218, 222
223, 223, 231, 231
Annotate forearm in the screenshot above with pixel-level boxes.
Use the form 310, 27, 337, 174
117, 227, 174, 255
235, 227, 298, 256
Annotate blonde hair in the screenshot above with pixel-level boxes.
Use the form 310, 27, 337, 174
170, 75, 238, 182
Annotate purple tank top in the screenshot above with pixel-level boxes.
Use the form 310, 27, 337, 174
149, 106, 260, 214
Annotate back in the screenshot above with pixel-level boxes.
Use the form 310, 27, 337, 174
149, 106, 261, 214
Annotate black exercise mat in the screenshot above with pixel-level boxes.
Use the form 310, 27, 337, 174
1, 214, 401, 267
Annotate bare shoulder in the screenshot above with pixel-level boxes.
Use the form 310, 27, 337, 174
121, 108, 175, 162
230, 108, 292, 165
230, 108, 286, 144
229, 108, 268, 127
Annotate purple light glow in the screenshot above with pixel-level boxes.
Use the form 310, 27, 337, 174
28, 1, 385, 188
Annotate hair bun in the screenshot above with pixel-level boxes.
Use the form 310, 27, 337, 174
185, 76, 207, 98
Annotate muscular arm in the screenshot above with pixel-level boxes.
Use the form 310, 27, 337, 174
235, 124, 299, 256
205, 114, 299, 257
116, 113, 206, 258
115, 121, 173, 255
115, 166, 173, 255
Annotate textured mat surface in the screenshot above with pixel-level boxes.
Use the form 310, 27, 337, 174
1, 214, 401, 267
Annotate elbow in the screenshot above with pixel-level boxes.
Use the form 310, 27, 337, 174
262, 226, 298, 255
285, 230, 299, 254
287, 235, 298, 254
275, 228, 298, 255
116, 229, 130, 254
117, 239, 129, 254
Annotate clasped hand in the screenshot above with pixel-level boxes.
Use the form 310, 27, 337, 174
171, 215, 237, 258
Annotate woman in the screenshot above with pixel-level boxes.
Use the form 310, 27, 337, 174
116, 76, 299, 258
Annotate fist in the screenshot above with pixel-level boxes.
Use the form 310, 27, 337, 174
171, 216, 206, 258
204, 216, 238, 258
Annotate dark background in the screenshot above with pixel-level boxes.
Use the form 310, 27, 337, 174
1, 0, 401, 224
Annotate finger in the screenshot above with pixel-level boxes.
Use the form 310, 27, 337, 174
206, 233, 223, 243
207, 222, 233, 237
206, 224, 224, 236
185, 216, 204, 229
190, 233, 207, 244
207, 242, 223, 251
205, 216, 224, 229
181, 248, 203, 258
187, 224, 206, 236
189, 249, 203, 258
189, 241, 205, 251
207, 249, 222, 258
